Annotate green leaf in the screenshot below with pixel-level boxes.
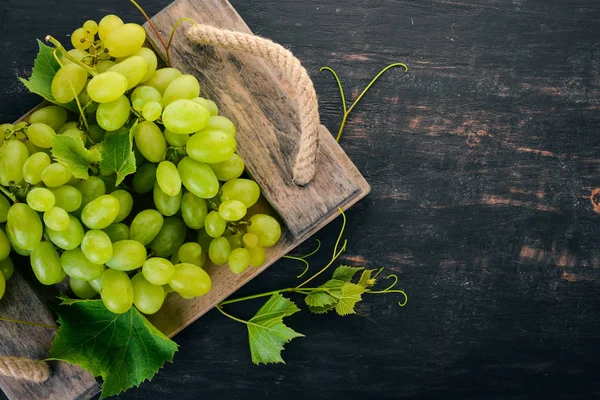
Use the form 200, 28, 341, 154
247, 294, 304, 365
49, 297, 178, 399
19, 40, 78, 113
304, 278, 345, 312
99, 121, 137, 186
332, 265, 364, 282
335, 283, 365, 316
52, 135, 101, 179
307, 303, 337, 315
358, 269, 378, 288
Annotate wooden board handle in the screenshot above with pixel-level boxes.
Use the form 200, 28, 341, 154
186, 24, 320, 186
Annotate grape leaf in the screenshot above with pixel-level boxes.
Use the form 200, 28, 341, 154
335, 283, 365, 316
358, 269, 378, 288
332, 265, 364, 282
49, 296, 178, 399
304, 279, 344, 313
247, 294, 304, 364
19, 40, 78, 113
307, 303, 337, 315
52, 135, 101, 179
99, 121, 137, 186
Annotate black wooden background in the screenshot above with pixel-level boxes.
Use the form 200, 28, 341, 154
1, 0, 600, 399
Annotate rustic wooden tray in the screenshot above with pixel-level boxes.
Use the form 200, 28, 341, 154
0, 0, 370, 398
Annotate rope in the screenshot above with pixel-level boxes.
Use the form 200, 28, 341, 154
187, 24, 320, 186
0, 356, 50, 383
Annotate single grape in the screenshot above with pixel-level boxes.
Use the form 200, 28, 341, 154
164, 129, 189, 147
247, 246, 266, 267
61, 248, 105, 281
162, 99, 210, 134
22, 152, 51, 185
177, 157, 220, 199
51, 64, 88, 103
6, 203, 42, 251
242, 232, 260, 248
178, 242, 203, 267
25, 123, 56, 148
28, 105, 68, 131
181, 192, 208, 230
203, 115, 236, 137
106, 240, 147, 271
142, 257, 175, 286
224, 233, 243, 250
247, 214, 282, 248
83, 20, 98, 35
71, 27, 93, 50
149, 217, 187, 257
133, 163, 157, 194
57, 121, 78, 135
130, 47, 158, 83
30, 242, 64, 285
192, 97, 218, 116
102, 223, 130, 242
168, 263, 212, 297
51, 185, 82, 212
77, 176, 106, 211
130, 209, 164, 246
142, 101, 162, 122
43, 207, 70, 231
209, 237, 231, 265
187, 129, 236, 164
204, 211, 226, 238
153, 183, 182, 217
96, 60, 116, 73
208, 153, 245, 181
98, 14, 124, 41
134, 121, 167, 162
156, 161, 181, 197
0, 195, 9, 223
146, 68, 182, 95
110, 190, 133, 223
0, 140, 28, 186
197, 229, 213, 252
104, 23, 146, 58
46, 214, 85, 250
0, 258, 14, 280
100, 268, 133, 314
26, 187, 56, 212
0, 230, 10, 261
228, 248, 250, 274
96, 95, 131, 131
131, 273, 165, 314
70, 277, 97, 299
220, 179, 260, 208
163, 74, 201, 106
81, 230, 113, 265
218, 199, 247, 222
108, 56, 147, 89
87, 124, 105, 143
81, 194, 120, 229
41, 163, 73, 187
87, 72, 128, 103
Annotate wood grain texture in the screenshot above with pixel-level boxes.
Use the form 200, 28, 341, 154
1, 0, 600, 399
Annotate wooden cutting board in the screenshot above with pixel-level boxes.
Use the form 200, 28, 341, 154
0, 0, 369, 398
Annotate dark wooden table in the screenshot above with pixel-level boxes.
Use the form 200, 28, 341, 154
1, 0, 600, 398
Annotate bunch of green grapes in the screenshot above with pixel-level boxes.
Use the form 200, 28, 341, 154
0, 14, 282, 315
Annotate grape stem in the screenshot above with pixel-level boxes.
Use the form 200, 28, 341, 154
45, 36, 98, 76
0, 316, 56, 330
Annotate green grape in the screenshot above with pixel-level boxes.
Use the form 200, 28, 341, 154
0, 140, 28, 186
0, 271, 4, 300
81, 194, 121, 229
131, 86, 162, 112
130, 47, 158, 83
197, 229, 213, 252
133, 145, 145, 168
77, 176, 106, 211
181, 192, 208, 230
208, 237, 230, 265
26, 187, 55, 212
187, 129, 236, 164
89, 277, 102, 293
163, 74, 201, 107
29, 105, 68, 131
71, 27, 93, 50
0, 230, 10, 261
88, 124, 106, 143
134, 121, 167, 162
87, 72, 128, 103
46, 214, 84, 250
62, 49, 90, 67
153, 183, 182, 217
23, 141, 47, 158
228, 248, 250, 274
111, 190, 133, 223
0, 258, 14, 280
131, 273, 164, 314
96, 95, 131, 131
247, 214, 282, 248
247, 246, 266, 267
203, 115, 236, 137
102, 223, 130, 242
142, 257, 175, 285
104, 23, 146, 58
164, 129, 189, 147
57, 121, 78, 134
168, 263, 211, 297
204, 211, 226, 238
178, 242, 203, 267
81, 230, 113, 264
130, 209, 164, 246
100, 268, 133, 314
177, 157, 220, 199
142, 101, 162, 122
70, 277, 97, 299
62, 127, 86, 143
22, 152, 51, 185
43, 207, 70, 231
0, 123, 13, 138
146, 68, 182, 95
218, 199, 247, 222
98, 14, 124, 41
41, 163, 73, 187
30, 242, 63, 285
6, 227, 31, 256
242, 232, 259, 248
0, 195, 9, 223
170, 252, 180, 265
163, 284, 175, 294
77, 85, 98, 113
208, 154, 244, 181
51, 64, 88, 103
108, 56, 147, 89
162, 99, 210, 134
25, 123, 56, 148
96, 60, 116, 73
6, 203, 42, 251
156, 161, 181, 196
106, 240, 147, 271
83, 20, 98, 35
224, 233, 243, 250
50, 185, 82, 212
192, 97, 218, 116
149, 217, 187, 257
61, 248, 105, 281
221, 179, 260, 208
133, 163, 157, 194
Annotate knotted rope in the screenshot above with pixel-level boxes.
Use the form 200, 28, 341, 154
186, 24, 320, 186
0, 356, 50, 383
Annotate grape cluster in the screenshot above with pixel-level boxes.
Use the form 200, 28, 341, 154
0, 14, 282, 315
